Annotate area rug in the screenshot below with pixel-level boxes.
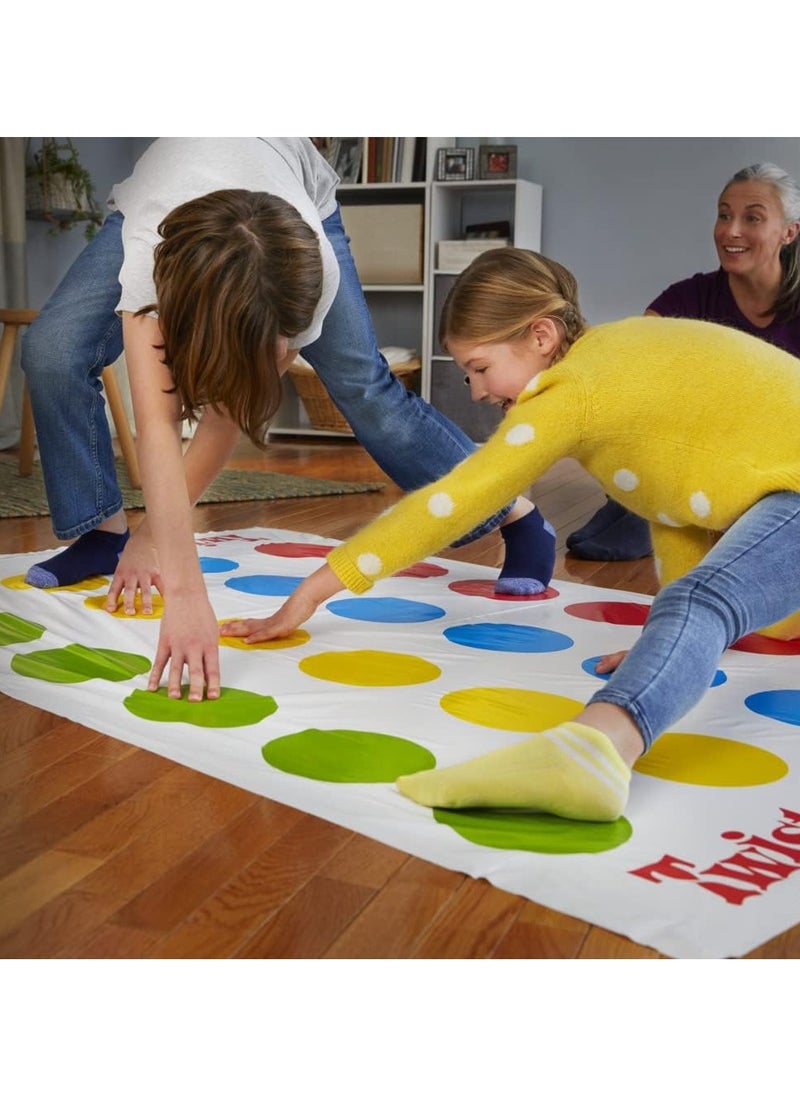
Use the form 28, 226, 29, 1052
2, 526, 800, 959
0, 456, 384, 519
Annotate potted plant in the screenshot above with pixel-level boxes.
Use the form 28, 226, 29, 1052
26, 138, 103, 240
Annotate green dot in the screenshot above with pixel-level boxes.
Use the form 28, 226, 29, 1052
434, 808, 633, 855
11, 644, 151, 683
0, 612, 45, 646
124, 686, 277, 728
264, 728, 436, 783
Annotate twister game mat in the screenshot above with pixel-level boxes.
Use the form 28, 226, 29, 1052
2, 527, 800, 959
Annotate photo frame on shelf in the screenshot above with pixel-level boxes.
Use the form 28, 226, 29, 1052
478, 144, 518, 180
435, 147, 475, 182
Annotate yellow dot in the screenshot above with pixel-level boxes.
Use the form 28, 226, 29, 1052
219, 625, 310, 651
299, 649, 441, 687
440, 687, 583, 732
84, 592, 165, 619
634, 732, 788, 787
2, 574, 107, 593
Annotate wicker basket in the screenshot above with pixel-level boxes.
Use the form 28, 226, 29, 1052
288, 356, 421, 434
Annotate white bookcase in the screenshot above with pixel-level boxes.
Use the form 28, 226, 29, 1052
269, 164, 542, 444
427, 178, 542, 441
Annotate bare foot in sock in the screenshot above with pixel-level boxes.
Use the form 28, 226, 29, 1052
25, 529, 131, 588
397, 722, 631, 821
495, 506, 556, 596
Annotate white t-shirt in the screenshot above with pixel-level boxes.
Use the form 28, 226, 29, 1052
109, 137, 340, 347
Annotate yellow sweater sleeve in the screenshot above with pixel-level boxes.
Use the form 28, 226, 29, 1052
326, 374, 585, 592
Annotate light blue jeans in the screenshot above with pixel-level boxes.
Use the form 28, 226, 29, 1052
591, 491, 800, 749
22, 205, 511, 541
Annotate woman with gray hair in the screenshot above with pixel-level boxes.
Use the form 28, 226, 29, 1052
568, 161, 800, 561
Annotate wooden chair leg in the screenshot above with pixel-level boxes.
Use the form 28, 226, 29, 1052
19, 386, 36, 477
102, 366, 140, 489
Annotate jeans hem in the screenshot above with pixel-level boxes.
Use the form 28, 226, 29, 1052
54, 498, 126, 541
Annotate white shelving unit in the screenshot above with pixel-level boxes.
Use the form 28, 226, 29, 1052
427, 178, 543, 441
270, 154, 542, 445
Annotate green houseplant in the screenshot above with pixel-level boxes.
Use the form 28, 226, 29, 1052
26, 138, 103, 240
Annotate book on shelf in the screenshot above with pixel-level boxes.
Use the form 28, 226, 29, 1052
311, 138, 427, 184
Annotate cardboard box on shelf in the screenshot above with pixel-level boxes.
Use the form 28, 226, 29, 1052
437, 238, 510, 274
339, 203, 424, 284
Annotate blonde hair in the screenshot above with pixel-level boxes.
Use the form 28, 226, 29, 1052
439, 248, 587, 358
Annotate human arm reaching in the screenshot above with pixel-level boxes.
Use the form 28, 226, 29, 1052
115, 312, 231, 700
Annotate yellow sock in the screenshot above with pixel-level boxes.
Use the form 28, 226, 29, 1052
396, 722, 630, 821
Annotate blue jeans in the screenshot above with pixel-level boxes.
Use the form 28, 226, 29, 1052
591, 491, 800, 749
22, 205, 512, 542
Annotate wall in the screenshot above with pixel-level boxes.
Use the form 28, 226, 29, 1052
25, 138, 140, 308
461, 137, 800, 323
26, 137, 800, 321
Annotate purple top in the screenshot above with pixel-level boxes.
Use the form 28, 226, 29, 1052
648, 269, 800, 358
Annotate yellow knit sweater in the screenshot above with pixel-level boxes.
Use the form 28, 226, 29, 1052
327, 316, 800, 638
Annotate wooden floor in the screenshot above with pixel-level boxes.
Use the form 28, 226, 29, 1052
1, 435, 797, 959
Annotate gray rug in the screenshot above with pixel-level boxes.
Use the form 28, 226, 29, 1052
0, 454, 384, 519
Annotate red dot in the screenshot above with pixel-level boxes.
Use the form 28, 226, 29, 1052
448, 579, 560, 602
394, 561, 449, 578
564, 601, 650, 625
256, 542, 332, 558
730, 633, 800, 655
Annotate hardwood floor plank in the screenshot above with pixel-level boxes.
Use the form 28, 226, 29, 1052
410, 878, 526, 959
0, 748, 175, 876
0, 849, 101, 939
149, 813, 352, 958
111, 798, 299, 934
323, 858, 467, 958
234, 875, 376, 959
492, 900, 591, 959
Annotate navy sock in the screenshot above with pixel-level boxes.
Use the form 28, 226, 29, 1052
25, 528, 131, 588
496, 507, 556, 595
566, 497, 630, 549
568, 511, 652, 561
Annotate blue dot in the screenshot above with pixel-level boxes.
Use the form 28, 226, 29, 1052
328, 597, 446, 624
225, 575, 303, 596
199, 557, 239, 574
745, 689, 800, 727
443, 622, 573, 653
582, 655, 727, 687
582, 656, 611, 680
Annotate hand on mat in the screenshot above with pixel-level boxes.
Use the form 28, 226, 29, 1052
220, 563, 345, 643
106, 527, 162, 615
220, 589, 319, 643
595, 650, 628, 675
149, 593, 221, 701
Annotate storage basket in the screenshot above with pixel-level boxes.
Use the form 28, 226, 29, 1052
288, 354, 421, 434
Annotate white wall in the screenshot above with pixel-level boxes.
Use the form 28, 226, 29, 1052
460, 137, 800, 323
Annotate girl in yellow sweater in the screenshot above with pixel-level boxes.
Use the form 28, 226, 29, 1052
221, 249, 800, 823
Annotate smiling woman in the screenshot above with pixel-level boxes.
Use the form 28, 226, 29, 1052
567, 161, 800, 562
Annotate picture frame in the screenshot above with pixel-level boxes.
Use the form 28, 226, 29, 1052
435, 146, 475, 182
478, 144, 518, 180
